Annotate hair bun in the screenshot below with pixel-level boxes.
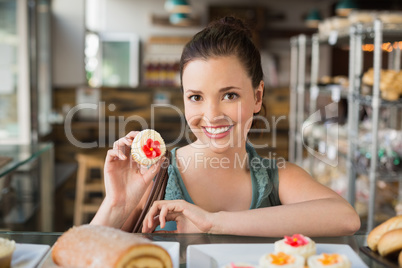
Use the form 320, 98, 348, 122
211, 16, 253, 39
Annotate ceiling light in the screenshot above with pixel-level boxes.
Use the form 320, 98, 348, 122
336, 0, 358, 17
305, 8, 322, 28
165, 0, 191, 14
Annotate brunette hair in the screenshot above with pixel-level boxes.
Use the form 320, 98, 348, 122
180, 16, 263, 90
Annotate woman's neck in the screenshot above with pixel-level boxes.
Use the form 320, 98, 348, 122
186, 140, 249, 171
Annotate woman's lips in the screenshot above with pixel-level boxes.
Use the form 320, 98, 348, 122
202, 125, 233, 139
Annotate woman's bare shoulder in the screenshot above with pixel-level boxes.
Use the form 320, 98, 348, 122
277, 161, 311, 179
276, 161, 341, 204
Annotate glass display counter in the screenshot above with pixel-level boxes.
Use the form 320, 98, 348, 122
0, 143, 54, 232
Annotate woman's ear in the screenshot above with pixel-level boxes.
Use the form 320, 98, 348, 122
253, 80, 264, 113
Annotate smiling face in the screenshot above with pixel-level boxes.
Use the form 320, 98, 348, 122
182, 56, 263, 153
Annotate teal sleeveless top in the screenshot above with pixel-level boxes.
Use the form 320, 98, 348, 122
158, 143, 281, 231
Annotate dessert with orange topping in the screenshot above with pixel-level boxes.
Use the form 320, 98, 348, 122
308, 253, 351, 268
259, 252, 304, 268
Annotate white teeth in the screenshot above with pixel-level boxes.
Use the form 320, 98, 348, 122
205, 126, 231, 134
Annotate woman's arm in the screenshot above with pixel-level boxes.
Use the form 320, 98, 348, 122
142, 162, 360, 236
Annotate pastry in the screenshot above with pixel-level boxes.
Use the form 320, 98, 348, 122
52, 224, 172, 268
0, 238, 16, 268
308, 253, 351, 268
367, 215, 402, 251
259, 252, 304, 268
377, 228, 402, 257
274, 234, 316, 259
131, 129, 166, 166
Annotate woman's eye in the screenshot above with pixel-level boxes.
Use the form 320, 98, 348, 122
189, 95, 202, 102
223, 93, 239, 100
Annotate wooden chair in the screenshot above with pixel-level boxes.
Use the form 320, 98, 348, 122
74, 153, 105, 226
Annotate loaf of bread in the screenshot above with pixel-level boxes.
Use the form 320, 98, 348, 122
367, 215, 402, 251
52, 224, 172, 268
377, 228, 402, 256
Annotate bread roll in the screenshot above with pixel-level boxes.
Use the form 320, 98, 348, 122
367, 215, 402, 251
377, 228, 402, 256
399, 250, 402, 267
52, 224, 172, 268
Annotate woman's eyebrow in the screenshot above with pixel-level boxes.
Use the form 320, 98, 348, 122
219, 86, 241, 93
185, 87, 241, 94
185, 89, 203, 94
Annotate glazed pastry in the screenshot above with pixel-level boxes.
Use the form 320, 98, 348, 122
274, 234, 316, 259
367, 215, 402, 251
377, 228, 402, 256
52, 224, 172, 268
0, 238, 15, 268
259, 252, 304, 268
131, 129, 166, 166
308, 253, 351, 268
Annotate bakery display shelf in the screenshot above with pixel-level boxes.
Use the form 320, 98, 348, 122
318, 22, 402, 45
317, 85, 349, 99
359, 23, 402, 43
290, 18, 402, 232
355, 164, 402, 183
303, 136, 347, 157
318, 27, 350, 45
354, 93, 402, 108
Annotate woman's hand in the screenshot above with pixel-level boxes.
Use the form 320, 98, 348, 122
91, 131, 164, 227
141, 200, 214, 233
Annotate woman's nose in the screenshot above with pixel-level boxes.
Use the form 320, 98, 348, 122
204, 102, 223, 123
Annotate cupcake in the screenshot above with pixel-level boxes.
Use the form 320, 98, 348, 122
308, 253, 351, 268
274, 234, 316, 259
131, 129, 166, 166
259, 252, 304, 268
0, 238, 16, 268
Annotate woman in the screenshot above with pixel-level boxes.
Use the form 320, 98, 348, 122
91, 16, 360, 237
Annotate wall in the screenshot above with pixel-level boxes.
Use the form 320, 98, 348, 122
51, 0, 335, 87
52, 0, 86, 86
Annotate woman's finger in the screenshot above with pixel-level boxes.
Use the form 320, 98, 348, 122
159, 206, 169, 229
142, 156, 165, 184
124, 131, 140, 140
106, 149, 127, 161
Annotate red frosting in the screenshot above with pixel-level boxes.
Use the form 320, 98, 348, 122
284, 234, 309, 247
142, 138, 161, 159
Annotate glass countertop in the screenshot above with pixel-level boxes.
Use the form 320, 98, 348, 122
0, 143, 53, 178
0, 231, 381, 268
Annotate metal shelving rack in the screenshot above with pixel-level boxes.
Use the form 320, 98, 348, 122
289, 19, 402, 232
